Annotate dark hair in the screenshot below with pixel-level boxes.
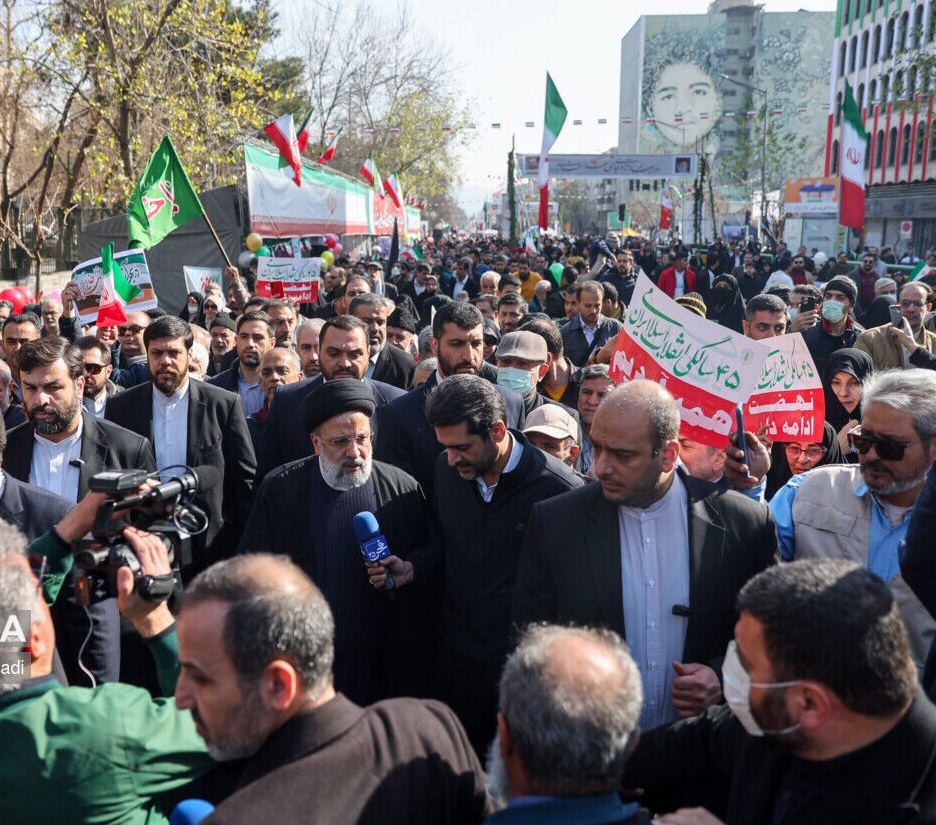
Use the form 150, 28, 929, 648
497, 293, 527, 312
75, 335, 112, 366
236, 310, 274, 336
523, 318, 563, 357
2, 313, 40, 335
745, 293, 787, 321
499, 274, 522, 290
765, 285, 793, 305
183, 554, 335, 699
793, 284, 822, 302
16, 336, 84, 380
320, 314, 367, 345
601, 282, 619, 304
575, 281, 604, 301
432, 302, 484, 341
264, 299, 296, 316
424, 373, 507, 436
579, 363, 612, 382
349, 294, 393, 315
143, 315, 194, 349
737, 560, 917, 716
244, 297, 271, 313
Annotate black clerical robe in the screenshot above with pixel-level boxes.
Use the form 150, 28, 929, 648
239, 458, 434, 703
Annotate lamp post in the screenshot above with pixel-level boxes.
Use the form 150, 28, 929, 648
720, 73, 769, 245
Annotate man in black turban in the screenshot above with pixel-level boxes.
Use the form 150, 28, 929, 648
239, 378, 433, 703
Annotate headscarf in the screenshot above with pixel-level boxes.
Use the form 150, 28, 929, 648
766, 421, 846, 501
705, 273, 745, 333
858, 294, 896, 330
822, 347, 874, 433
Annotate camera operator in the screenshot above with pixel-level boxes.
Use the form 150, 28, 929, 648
0, 492, 213, 825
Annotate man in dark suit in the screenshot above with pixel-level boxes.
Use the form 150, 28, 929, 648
106, 316, 256, 576
445, 256, 480, 301
513, 380, 776, 732
175, 554, 489, 825
6, 336, 158, 686
207, 311, 274, 418
374, 302, 526, 500
350, 294, 415, 390
364, 260, 399, 302
256, 316, 405, 482
560, 282, 623, 367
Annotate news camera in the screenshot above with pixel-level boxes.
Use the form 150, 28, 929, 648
73, 466, 217, 607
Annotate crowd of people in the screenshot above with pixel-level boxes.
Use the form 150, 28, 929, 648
3, 229, 936, 824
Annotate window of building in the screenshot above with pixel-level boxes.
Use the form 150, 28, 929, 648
882, 73, 891, 103
895, 69, 905, 100
831, 140, 840, 174
849, 36, 858, 72
930, 2, 936, 42
916, 122, 926, 164
858, 83, 865, 109
930, 123, 936, 162
839, 42, 848, 77
870, 79, 877, 105
914, 4, 924, 48
910, 65, 918, 99
888, 126, 898, 166
885, 17, 895, 58
876, 129, 886, 167
844, 0, 850, 24
860, 31, 869, 68
899, 11, 909, 53
873, 25, 882, 62
902, 123, 912, 165
836, 91, 843, 125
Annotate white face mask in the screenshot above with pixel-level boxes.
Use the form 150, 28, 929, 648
722, 641, 803, 737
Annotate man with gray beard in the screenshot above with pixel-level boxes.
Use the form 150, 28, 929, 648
238, 378, 433, 703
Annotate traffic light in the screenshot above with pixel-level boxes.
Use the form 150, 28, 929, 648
618, 203, 627, 222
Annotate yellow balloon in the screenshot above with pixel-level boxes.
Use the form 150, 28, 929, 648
402, 233, 411, 243
321, 249, 335, 265
245, 232, 263, 252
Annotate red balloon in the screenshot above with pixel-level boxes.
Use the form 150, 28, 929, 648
0, 288, 25, 312
333, 243, 343, 255
325, 236, 337, 249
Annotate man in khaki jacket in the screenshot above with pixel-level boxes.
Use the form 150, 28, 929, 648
854, 282, 936, 370
768, 368, 936, 668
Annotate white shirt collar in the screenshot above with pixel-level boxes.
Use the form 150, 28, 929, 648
34, 412, 84, 451
153, 380, 190, 407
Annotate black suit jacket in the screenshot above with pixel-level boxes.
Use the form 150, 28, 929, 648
373, 372, 526, 502
0, 472, 71, 540
560, 315, 623, 367
512, 469, 776, 669
105, 379, 256, 573
443, 278, 479, 300
370, 344, 415, 390
5, 410, 157, 499
257, 376, 405, 483
207, 357, 240, 394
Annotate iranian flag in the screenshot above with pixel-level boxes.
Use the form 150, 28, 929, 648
537, 73, 568, 230
361, 154, 383, 193
296, 108, 314, 154
659, 188, 673, 230
384, 173, 403, 208
840, 82, 868, 231
96, 243, 141, 327
317, 128, 341, 164
264, 113, 302, 186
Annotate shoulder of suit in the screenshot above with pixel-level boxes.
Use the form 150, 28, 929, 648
372, 460, 420, 491
262, 456, 315, 486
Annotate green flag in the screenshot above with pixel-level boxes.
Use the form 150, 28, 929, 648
127, 136, 205, 249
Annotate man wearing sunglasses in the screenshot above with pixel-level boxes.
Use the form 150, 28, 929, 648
769, 369, 936, 670
854, 282, 936, 370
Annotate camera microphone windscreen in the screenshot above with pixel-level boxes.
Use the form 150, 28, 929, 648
169, 799, 215, 825
190, 465, 220, 494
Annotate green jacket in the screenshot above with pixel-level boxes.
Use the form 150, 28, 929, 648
0, 533, 214, 824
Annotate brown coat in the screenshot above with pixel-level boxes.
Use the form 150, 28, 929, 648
854, 323, 936, 371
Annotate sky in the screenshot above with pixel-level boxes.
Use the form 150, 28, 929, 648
279, 0, 838, 217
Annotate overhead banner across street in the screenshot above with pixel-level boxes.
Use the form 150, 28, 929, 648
516, 153, 699, 179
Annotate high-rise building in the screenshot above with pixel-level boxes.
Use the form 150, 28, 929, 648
826, 0, 936, 253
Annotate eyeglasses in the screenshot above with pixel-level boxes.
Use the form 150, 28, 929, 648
848, 426, 924, 461
323, 433, 372, 450
117, 324, 146, 335
784, 444, 827, 462
82, 363, 106, 375
260, 365, 293, 377
900, 300, 927, 309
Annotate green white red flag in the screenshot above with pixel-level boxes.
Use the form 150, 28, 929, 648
264, 113, 302, 186
361, 154, 382, 193
296, 108, 314, 154
96, 242, 141, 327
384, 173, 403, 208
317, 129, 341, 164
659, 189, 673, 230
538, 73, 567, 230
839, 82, 868, 230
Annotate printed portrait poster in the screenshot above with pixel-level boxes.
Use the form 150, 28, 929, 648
70, 249, 158, 325
256, 257, 322, 303
183, 266, 224, 297
608, 272, 768, 448
744, 332, 825, 442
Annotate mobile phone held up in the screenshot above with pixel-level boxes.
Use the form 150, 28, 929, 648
735, 404, 750, 470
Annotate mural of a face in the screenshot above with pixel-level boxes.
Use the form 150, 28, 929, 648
650, 62, 722, 148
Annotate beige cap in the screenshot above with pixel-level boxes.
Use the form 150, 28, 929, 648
523, 404, 579, 443
497, 330, 547, 363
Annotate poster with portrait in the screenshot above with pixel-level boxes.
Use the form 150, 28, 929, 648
70, 249, 159, 325
183, 266, 223, 297
608, 272, 768, 448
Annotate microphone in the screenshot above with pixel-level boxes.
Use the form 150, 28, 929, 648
169, 799, 215, 825
352, 511, 391, 563
69, 458, 85, 468
672, 604, 695, 617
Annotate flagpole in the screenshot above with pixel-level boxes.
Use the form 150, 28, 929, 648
202, 213, 234, 268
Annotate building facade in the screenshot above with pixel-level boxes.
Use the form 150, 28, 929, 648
826, 0, 936, 252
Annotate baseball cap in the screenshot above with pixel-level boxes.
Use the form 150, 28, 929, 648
496, 330, 547, 363
523, 404, 579, 443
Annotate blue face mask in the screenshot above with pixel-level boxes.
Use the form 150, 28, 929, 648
821, 299, 845, 323
497, 366, 535, 396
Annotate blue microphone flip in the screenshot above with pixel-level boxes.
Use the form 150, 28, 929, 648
352, 511, 395, 591
169, 799, 215, 825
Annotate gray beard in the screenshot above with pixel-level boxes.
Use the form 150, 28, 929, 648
319, 452, 373, 491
